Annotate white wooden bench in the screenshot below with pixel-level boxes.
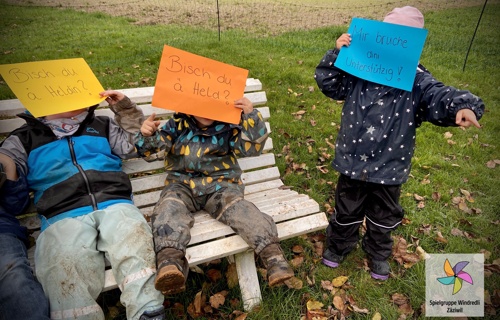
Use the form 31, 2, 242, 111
0, 78, 328, 311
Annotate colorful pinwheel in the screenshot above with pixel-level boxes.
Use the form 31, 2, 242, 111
437, 259, 473, 295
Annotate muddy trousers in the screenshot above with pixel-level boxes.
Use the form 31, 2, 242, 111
326, 174, 404, 261
151, 184, 279, 255
35, 203, 164, 320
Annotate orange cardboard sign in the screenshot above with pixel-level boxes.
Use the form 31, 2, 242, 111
152, 45, 249, 124
0, 58, 105, 117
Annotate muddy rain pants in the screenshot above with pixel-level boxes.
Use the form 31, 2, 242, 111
151, 183, 279, 256
35, 203, 164, 320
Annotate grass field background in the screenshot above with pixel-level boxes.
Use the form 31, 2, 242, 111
1, 0, 499, 319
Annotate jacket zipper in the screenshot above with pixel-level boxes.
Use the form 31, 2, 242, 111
67, 137, 98, 210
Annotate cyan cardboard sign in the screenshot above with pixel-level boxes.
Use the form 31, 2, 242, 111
335, 18, 428, 91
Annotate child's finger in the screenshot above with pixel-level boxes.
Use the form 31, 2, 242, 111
146, 113, 156, 122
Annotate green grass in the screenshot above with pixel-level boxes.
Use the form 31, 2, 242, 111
1, 1, 499, 319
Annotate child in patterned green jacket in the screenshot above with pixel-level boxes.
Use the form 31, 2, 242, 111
136, 97, 294, 295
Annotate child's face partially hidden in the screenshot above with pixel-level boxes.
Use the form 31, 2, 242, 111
193, 116, 215, 128
44, 108, 87, 120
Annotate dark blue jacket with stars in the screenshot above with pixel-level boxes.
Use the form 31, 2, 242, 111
315, 48, 485, 185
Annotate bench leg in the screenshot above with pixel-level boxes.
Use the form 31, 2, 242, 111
234, 249, 262, 311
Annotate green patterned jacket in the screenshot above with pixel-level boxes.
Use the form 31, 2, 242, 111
135, 110, 269, 196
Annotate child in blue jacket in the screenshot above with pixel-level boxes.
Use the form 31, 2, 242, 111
0, 90, 165, 319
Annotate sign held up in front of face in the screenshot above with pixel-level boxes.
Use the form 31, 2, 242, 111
152, 45, 249, 124
335, 18, 428, 91
0, 58, 105, 117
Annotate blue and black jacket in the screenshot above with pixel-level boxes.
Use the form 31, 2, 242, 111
0, 99, 142, 231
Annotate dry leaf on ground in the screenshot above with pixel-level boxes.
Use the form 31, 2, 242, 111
285, 276, 303, 289
332, 275, 349, 287
209, 292, 226, 309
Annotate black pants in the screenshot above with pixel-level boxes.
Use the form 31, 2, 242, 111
326, 174, 404, 261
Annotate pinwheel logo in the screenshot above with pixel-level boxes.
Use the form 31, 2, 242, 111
436, 259, 473, 295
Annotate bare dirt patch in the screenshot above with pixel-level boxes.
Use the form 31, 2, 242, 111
4, 0, 496, 35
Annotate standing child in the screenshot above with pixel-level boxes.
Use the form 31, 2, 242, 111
314, 6, 484, 280
0, 90, 165, 319
136, 97, 294, 294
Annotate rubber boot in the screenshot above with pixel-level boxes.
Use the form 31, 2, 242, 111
258, 243, 294, 287
154, 248, 189, 295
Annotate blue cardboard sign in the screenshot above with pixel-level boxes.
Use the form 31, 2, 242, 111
335, 18, 428, 91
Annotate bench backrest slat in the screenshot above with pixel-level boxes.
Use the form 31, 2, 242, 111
0, 78, 267, 135
11, 78, 276, 224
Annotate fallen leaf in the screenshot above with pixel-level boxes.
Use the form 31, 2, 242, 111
398, 302, 414, 315
316, 165, 329, 174
451, 196, 463, 205
332, 275, 348, 287
226, 263, 239, 288
206, 269, 222, 283
458, 201, 471, 214
351, 305, 369, 314
435, 231, 448, 244
460, 189, 471, 197
416, 246, 430, 260
313, 241, 324, 257
291, 256, 304, 267
372, 312, 382, 320
486, 160, 496, 168
414, 194, 425, 201
194, 291, 204, 314
234, 313, 247, 320
306, 299, 324, 311
451, 228, 465, 237
333, 295, 345, 311
479, 249, 491, 261
391, 293, 408, 306
432, 192, 441, 201
325, 138, 335, 149
209, 292, 225, 309
285, 276, 303, 289
306, 275, 315, 286
418, 224, 432, 235
471, 207, 482, 214
321, 280, 334, 291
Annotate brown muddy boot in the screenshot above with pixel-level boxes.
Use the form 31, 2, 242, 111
259, 243, 294, 287
155, 248, 189, 295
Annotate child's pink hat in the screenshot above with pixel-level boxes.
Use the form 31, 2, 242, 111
383, 6, 424, 28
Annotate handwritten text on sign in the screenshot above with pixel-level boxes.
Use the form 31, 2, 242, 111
335, 18, 428, 91
152, 45, 249, 124
0, 58, 105, 117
